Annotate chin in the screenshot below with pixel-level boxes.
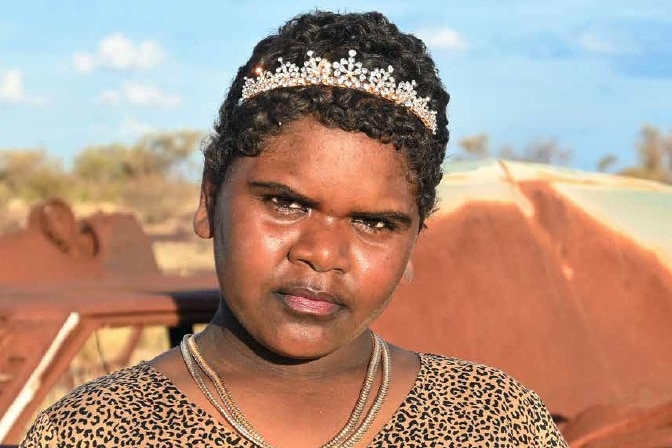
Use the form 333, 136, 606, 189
260, 324, 349, 360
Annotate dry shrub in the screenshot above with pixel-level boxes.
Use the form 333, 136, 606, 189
120, 175, 199, 225
0, 149, 74, 204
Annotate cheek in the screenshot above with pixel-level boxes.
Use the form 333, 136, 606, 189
214, 200, 292, 278
352, 240, 413, 295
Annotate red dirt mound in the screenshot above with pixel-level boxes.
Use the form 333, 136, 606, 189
373, 180, 672, 419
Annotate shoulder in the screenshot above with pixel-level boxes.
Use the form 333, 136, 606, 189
418, 353, 533, 398
413, 353, 568, 447
20, 361, 249, 447
20, 362, 186, 446
415, 353, 538, 419
42, 361, 160, 418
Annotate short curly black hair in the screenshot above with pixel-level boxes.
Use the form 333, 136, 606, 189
203, 10, 449, 225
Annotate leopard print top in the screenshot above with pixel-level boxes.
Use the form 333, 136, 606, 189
20, 354, 567, 447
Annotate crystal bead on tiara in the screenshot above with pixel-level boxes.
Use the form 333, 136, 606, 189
240, 50, 437, 134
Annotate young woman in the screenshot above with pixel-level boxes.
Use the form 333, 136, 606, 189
21, 11, 567, 447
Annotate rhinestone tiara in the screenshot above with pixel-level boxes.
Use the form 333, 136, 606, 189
240, 50, 437, 134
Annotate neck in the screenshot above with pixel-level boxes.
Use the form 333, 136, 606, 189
199, 299, 374, 381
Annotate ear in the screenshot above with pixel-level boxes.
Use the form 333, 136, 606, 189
193, 178, 215, 239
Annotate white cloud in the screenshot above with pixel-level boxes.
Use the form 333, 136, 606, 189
577, 32, 641, 56
99, 34, 164, 70
97, 82, 181, 108
0, 69, 45, 105
124, 83, 181, 107
119, 116, 155, 136
73, 53, 95, 73
98, 89, 121, 106
73, 33, 166, 73
578, 33, 620, 55
0, 69, 22, 102
417, 28, 468, 51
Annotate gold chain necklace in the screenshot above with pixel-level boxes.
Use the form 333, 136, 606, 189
184, 334, 382, 446
180, 332, 391, 448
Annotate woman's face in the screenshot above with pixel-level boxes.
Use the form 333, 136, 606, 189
207, 116, 420, 359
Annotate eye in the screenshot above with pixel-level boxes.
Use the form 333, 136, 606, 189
264, 195, 308, 216
352, 217, 394, 233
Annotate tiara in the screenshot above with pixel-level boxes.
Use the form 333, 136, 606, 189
240, 50, 437, 134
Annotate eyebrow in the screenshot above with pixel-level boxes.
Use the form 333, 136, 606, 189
248, 181, 319, 208
248, 180, 414, 228
352, 211, 413, 228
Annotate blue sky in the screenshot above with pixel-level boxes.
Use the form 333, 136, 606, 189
1, 0, 671, 172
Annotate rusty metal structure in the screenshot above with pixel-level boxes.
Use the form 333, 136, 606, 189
0, 200, 219, 443
1, 161, 672, 446
0, 199, 162, 284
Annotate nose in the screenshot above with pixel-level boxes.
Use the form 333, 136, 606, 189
287, 216, 351, 273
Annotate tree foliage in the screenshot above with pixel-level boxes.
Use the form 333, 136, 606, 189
457, 135, 572, 166
457, 124, 672, 185
458, 134, 489, 160
597, 154, 618, 173
0, 149, 71, 203
591, 125, 672, 184
619, 125, 672, 183
74, 130, 202, 183
0, 130, 204, 222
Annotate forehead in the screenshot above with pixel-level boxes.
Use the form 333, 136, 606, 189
230, 117, 418, 213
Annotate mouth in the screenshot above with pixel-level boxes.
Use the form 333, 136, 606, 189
275, 286, 343, 317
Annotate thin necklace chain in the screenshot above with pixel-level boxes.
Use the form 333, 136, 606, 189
180, 332, 391, 448
180, 338, 262, 443
186, 333, 381, 446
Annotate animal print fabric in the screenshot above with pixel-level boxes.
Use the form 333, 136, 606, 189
20, 354, 567, 447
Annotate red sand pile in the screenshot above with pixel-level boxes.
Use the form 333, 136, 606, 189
374, 180, 672, 422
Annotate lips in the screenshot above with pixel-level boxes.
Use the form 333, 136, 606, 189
276, 287, 342, 317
